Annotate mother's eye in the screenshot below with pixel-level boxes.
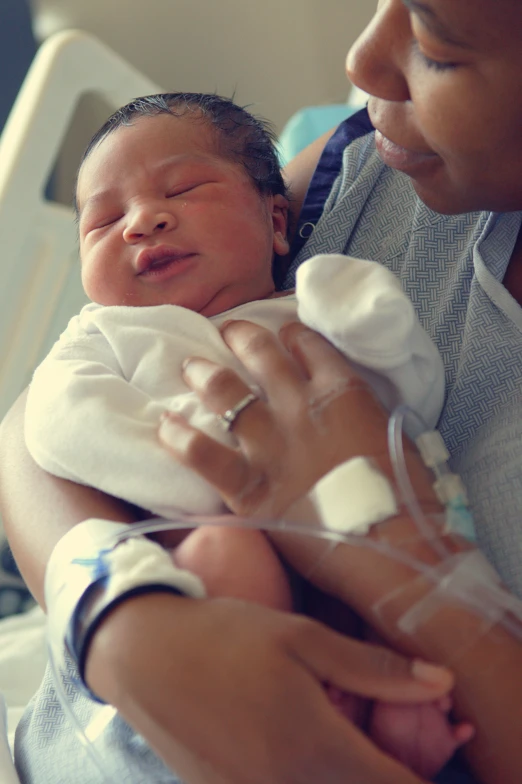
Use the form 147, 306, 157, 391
412, 40, 459, 73
420, 52, 458, 72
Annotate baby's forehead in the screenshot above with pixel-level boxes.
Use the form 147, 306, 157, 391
76, 116, 224, 208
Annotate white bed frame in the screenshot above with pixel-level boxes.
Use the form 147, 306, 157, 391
0, 30, 161, 421
0, 31, 162, 778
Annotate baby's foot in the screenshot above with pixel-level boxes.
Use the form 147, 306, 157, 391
369, 695, 475, 779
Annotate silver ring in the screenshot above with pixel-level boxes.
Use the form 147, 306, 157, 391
217, 392, 259, 432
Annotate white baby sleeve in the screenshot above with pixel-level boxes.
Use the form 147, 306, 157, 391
25, 333, 226, 517
296, 254, 445, 429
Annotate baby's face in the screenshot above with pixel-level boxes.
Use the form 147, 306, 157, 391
76, 114, 288, 314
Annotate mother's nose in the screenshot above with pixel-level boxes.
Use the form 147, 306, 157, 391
346, 0, 411, 103
123, 205, 177, 243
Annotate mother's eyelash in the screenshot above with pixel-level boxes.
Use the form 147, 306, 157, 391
413, 41, 458, 72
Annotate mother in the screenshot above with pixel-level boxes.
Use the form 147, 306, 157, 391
2, 0, 522, 782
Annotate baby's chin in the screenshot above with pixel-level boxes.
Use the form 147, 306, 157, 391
88, 283, 275, 314
198, 287, 275, 319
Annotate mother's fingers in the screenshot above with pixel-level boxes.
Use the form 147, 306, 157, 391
181, 356, 262, 415
222, 320, 380, 435
181, 355, 290, 461
280, 321, 360, 387
292, 618, 454, 703
220, 319, 307, 408
280, 322, 386, 425
181, 357, 279, 449
159, 412, 279, 515
159, 412, 253, 501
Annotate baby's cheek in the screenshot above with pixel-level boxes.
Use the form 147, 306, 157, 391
82, 259, 120, 306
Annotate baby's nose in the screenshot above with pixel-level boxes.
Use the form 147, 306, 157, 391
123, 207, 177, 242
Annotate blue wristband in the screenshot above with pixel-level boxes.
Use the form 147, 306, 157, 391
45, 519, 206, 703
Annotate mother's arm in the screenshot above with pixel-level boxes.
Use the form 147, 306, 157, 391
159, 319, 522, 784
0, 390, 140, 607
0, 389, 443, 784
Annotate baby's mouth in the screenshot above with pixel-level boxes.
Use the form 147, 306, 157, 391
144, 256, 182, 273
136, 245, 195, 275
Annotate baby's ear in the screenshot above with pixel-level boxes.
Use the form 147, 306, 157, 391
271, 194, 290, 256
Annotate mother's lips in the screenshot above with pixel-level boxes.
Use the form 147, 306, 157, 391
136, 244, 194, 275
374, 130, 438, 173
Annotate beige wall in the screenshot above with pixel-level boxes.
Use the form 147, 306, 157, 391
32, 0, 374, 131
30, 0, 374, 203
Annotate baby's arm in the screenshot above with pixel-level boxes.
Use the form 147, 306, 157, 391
25, 333, 225, 518
296, 254, 446, 429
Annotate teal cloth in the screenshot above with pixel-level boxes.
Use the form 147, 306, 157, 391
278, 104, 357, 166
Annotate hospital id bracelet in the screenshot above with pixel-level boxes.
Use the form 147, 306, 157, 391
45, 518, 206, 702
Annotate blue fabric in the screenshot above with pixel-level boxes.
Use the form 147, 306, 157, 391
290, 107, 373, 260
277, 104, 357, 166
0, 0, 35, 133
435, 763, 477, 784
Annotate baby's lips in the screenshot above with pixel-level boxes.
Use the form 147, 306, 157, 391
135, 244, 192, 274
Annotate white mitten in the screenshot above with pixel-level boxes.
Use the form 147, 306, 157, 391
296, 254, 445, 429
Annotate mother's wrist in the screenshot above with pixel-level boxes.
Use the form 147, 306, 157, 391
45, 518, 206, 703
281, 446, 478, 626
291, 417, 477, 558
84, 591, 189, 705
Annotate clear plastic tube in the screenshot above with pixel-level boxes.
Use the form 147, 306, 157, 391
387, 405, 449, 559
45, 407, 522, 781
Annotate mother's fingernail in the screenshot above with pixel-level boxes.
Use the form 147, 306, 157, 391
219, 318, 251, 337
412, 660, 454, 686
181, 356, 216, 383
158, 412, 186, 444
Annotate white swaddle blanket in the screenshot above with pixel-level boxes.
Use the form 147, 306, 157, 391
25, 254, 445, 517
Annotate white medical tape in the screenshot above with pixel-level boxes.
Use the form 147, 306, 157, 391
373, 550, 522, 640
308, 456, 398, 534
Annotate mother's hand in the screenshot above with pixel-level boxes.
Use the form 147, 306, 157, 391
159, 320, 437, 519
158, 320, 522, 784
87, 591, 451, 784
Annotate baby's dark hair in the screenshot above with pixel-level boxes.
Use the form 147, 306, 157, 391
75, 92, 287, 213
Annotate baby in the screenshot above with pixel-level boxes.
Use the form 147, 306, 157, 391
25, 92, 470, 778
